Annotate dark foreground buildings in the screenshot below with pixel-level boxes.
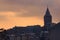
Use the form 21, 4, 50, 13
0, 8, 60, 40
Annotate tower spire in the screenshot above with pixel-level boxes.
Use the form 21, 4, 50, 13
45, 7, 51, 16
44, 7, 52, 28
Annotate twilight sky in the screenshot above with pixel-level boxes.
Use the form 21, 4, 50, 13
0, 0, 60, 29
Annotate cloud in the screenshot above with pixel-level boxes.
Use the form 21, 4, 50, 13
0, 0, 45, 17
0, 0, 42, 12
0, 15, 7, 21
15, 6, 45, 17
0, 0, 60, 29
0, 0, 60, 22
0, 12, 15, 21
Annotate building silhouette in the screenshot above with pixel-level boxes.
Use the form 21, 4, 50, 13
0, 7, 60, 40
40, 8, 52, 40
44, 8, 52, 29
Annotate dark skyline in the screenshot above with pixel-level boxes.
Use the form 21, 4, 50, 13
0, 0, 60, 29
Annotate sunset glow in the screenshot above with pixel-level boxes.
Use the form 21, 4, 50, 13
0, 0, 60, 29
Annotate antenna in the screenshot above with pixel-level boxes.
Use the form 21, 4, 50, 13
47, 5, 49, 9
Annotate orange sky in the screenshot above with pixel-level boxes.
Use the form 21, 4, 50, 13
0, 0, 60, 29
0, 12, 44, 29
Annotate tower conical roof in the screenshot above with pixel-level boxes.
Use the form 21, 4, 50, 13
45, 8, 51, 16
